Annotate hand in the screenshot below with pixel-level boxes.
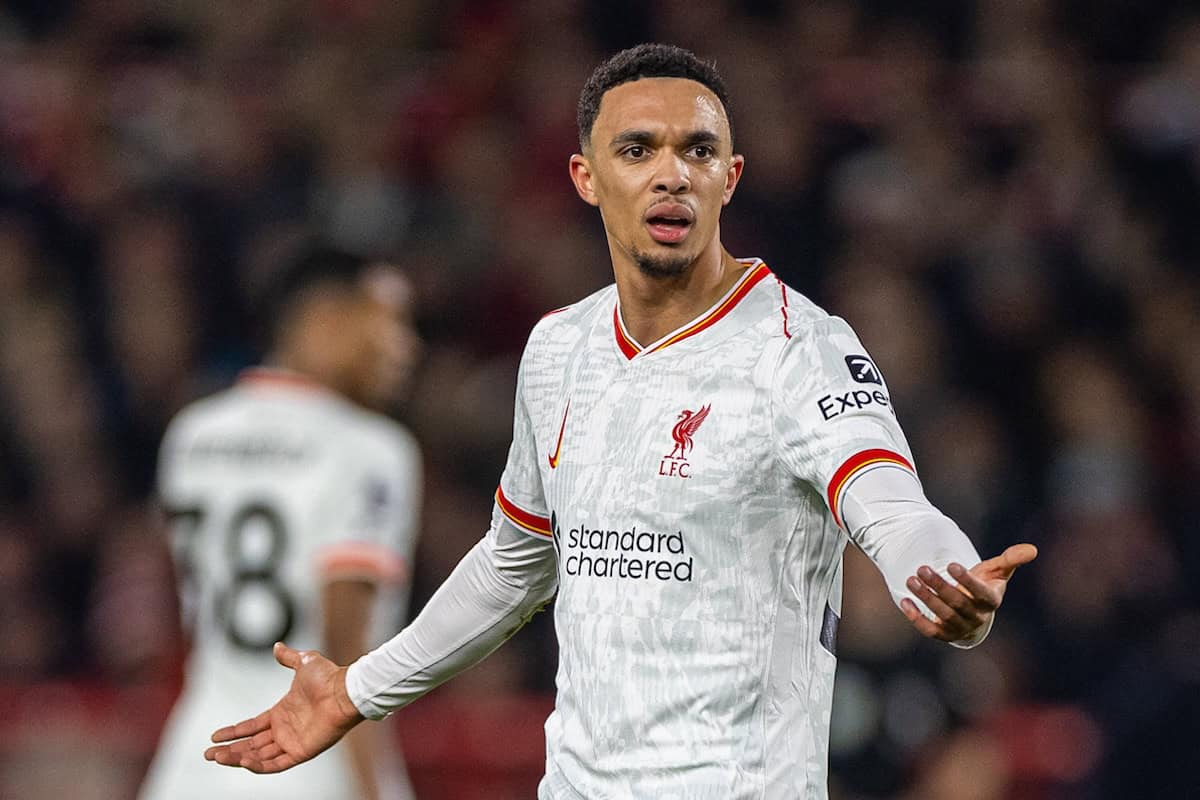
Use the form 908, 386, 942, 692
204, 642, 364, 773
900, 543, 1038, 643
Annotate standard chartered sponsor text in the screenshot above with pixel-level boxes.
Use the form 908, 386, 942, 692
562, 524, 693, 582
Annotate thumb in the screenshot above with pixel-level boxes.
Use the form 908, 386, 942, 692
996, 543, 1038, 577
274, 641, 303, 670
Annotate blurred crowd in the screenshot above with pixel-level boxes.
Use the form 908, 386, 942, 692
0, 1, 1198, 798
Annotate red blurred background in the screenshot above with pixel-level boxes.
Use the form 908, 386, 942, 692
1, 1, 1198, 798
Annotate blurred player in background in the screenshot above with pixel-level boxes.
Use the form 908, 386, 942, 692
139, 245, 423, 800
204, 45, 1036, 799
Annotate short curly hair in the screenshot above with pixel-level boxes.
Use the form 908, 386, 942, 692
577, 43, 733, 151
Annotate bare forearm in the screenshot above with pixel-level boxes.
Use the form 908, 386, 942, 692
342, 721, 382, 800
321, 578, 382, 793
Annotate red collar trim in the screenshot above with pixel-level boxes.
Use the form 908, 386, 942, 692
613, 307, 642, 359
612, 260, 771, 361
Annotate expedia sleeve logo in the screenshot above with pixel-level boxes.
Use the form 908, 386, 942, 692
845, 355, 882, 385
819, 355, 893, 420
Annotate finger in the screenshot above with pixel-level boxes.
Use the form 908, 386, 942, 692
237, 756, 265, 774
224, 738, 260, 757
207, 745, 250, 766
905, 577, 959, 623
976, 544, 1039, 580
948, 562, 1001, 609
900, 598, 952, 641
916, 563, 984, 618
1001, 543, 1038, 570
254, 742, 284, 761
249, 728, 278, 750
211, 709, 271, 743
239, 752, 299, 774
258, 753, 301, 773
211, 729, 284, 767
274, 641, 303, 670
206, 735, 259, 763
916, 566, 978, 614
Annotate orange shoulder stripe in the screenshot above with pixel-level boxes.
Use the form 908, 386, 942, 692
827, 448, 914, 528
495, 485, 553, 538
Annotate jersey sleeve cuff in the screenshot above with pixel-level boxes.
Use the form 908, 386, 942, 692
344, 658, 392, 720
317, 542, 408, 584
949, 614, 994, 649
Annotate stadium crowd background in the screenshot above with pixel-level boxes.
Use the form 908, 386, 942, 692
0, 1, 1197, 798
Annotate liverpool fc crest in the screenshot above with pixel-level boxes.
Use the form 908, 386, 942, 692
660, 404, 711, 478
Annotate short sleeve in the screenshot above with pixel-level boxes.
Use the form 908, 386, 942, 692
494, 342, 553, 541
156, 414, 190, 507
316, 431, 421, 584
771, 316, 919, 527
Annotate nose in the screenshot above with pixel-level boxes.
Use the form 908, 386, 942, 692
652, 151, 690, 194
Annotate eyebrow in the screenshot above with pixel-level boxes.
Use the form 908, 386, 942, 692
680, 130, 721, 148
609, 129, 654, 149
608, 129, 722, 150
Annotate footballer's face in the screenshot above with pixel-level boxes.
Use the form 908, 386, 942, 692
570, 77, 743, 278
346, 266, 421, 411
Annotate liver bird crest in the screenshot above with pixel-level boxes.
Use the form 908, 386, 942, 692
668, 404, 711, 459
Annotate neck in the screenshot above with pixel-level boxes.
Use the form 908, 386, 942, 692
612, 239, 744, 346
266, 350, 338, 395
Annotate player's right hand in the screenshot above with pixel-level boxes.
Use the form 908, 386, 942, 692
204, 642, 365, 773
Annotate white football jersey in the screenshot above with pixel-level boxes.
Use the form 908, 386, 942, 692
139, 369, 421, 800
496, 260, 921, 800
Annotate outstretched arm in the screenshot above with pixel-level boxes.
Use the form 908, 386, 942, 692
343, 522, 557, 718
842, 465, 1036, 646
205, 520, 557, 772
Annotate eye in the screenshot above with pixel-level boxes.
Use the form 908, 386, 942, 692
690, 145, 714, 159
624, 145, 647, 159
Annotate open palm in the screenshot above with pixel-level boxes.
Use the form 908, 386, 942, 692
900, 543, 1038, 643
204, 642, 363, 774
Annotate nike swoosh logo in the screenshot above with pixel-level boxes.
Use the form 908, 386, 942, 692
547, 400, 570, 469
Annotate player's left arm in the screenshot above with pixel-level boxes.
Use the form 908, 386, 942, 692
837, 465, 1036, 646
772, 315, 1036, 647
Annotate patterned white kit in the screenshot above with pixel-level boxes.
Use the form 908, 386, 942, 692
140, 370, 420, 800
345, 259, 982, 799
496, 261, 945, 799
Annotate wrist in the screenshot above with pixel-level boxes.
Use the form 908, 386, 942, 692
950, 613, 994, 649
333, 666, 366, 727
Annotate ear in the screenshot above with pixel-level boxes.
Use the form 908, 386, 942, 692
721, 154, 745, 206
569, 154, 600, 207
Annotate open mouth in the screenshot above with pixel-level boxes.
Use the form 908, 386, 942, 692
645, 208, 694, 244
